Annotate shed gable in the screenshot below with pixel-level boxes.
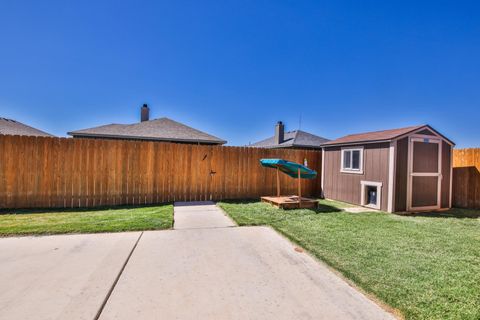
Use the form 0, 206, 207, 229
415, 128, 437, 136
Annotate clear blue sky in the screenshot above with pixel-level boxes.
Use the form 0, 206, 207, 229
0, 1, 479, 148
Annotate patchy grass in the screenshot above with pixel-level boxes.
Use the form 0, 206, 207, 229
0, 205, 173, 236
218, 199, 480, 320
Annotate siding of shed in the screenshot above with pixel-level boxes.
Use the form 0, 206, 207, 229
441, 141, 452, 208
394, 137, 409, 212
323, 143, 390, 211
416, 129, 437, 136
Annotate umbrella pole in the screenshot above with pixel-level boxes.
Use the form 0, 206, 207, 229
276, 168, 280, 197
297, 168, 302, 207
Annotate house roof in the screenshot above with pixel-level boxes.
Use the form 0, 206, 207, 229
68, 117, 227, 145
250, 130, 330, 149
0, 118, 54, 137
321, 125, 454, 147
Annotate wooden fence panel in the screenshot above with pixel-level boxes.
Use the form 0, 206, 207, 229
0, 135, 323, 209
453, 148, 480, 209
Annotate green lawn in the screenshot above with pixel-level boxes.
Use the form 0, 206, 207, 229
218, 200, 480, 320
0, 205, 173, 236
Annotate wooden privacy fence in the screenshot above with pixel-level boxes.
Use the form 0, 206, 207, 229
453, 148, 480, 209
0, 135, 322, 209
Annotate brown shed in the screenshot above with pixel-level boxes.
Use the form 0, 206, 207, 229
321, 125, 454, 212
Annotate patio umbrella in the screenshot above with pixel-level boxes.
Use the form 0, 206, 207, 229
260, 159, 317, 198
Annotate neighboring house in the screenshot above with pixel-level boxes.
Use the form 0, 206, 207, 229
250, 121, 329, 150
0, 117, 54, 137
68, 104, 227, 145
321, 125, 454, 213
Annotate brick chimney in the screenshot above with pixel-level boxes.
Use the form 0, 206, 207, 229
141, 104, 150, 122
275, 121, 284, 145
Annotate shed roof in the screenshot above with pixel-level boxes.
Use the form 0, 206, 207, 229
321, 125, 454, 147
0, 118, 54, 137
68, 117, 226, 144
250, 130, 329, 149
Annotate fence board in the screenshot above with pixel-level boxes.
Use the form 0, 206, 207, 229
0, 135, 323, 209
453, 148, 480, 209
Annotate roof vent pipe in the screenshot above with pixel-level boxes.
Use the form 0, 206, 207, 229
141, 104, 150, 122
275, 121, 284, 144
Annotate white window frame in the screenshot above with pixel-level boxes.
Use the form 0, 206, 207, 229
340, 147, 364, 174
361, 181, 383, 210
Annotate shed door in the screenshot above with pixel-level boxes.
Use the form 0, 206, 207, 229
408, 137, 442, 211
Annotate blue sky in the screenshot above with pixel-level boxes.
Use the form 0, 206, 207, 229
0, 0, 479, 147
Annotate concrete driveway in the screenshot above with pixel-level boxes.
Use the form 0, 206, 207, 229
0, 232, 141, 320
0, 202, 395, 320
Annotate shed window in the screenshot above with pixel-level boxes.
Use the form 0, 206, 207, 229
341, 147, 363, 174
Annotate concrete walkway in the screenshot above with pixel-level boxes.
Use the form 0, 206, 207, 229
0, 232, 141, 320
174, 201, 236, 229
99, 227, 394, 320
0, 202, 395, 320
100, 201, 394, 320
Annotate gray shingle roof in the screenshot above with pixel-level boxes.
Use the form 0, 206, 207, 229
0, 118, 54, 137
68, 117, 226, 145
249, 130, 329, 149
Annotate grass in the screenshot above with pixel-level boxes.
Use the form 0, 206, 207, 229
0, 204, 173, 236
218, 199, 480, 320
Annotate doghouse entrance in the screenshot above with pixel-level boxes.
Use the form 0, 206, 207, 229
361, 181, 382, 210
366, 186, 377, 206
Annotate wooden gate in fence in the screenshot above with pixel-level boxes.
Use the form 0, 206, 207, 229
453, 148, 480, 209
0, 135, 322, 209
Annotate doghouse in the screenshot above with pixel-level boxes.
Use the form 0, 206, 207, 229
321, 125, 454, 212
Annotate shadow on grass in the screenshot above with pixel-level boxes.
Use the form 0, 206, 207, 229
219, 198, 342, 214
315, 203, 343, 213
0, 203, 172, 215
407, 207, 480, 219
